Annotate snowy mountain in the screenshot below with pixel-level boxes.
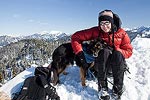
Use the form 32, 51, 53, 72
125, 26, 150, 40
0, 35, 20, 46
134, 26, 150, 38
0, 35, 150, 100
0, 31, 70, 46
25, 31, 68, 41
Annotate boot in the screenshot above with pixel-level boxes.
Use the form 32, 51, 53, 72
98, 88, 110, 100
111, 93, 121, 100
111, 85, 124, 100
98, 80, 110, 100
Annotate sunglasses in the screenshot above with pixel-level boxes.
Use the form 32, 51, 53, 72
100, 21, 111, 26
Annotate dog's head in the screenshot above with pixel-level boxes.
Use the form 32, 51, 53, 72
86, 38, 103, 57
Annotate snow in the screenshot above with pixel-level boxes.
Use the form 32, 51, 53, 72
0, 37, 150, 100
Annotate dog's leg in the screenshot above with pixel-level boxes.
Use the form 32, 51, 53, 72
62, 64, 70, 75
80, 67, 86, 86
89, 62, 95, 68
53, 68, 66, 84
51, 69, 59, 86
58, 68, 65, 75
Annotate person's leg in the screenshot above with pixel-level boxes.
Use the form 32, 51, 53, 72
110, 51, 126, 97
95, 48, 111, 99
95, 48, 111, 90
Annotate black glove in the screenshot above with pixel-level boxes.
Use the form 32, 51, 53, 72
77, 51, 89, 70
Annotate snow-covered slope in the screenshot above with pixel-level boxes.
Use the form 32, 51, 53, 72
0, 37, 150, 100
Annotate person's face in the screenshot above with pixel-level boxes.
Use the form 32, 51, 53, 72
99, 21, 111, 33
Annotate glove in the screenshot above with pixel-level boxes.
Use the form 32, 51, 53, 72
77, 51, 89, 70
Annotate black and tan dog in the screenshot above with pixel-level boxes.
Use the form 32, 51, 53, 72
50, 39, 103, 86
49, 43, 75, 85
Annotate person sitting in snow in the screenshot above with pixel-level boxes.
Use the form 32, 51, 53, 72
71, 9, 133, 99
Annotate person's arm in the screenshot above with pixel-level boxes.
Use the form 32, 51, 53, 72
115, 31, 133, 58
71, 27, 99, 69
71, 27, 98, 54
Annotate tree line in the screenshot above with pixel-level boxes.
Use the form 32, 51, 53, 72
0, 38, 69, 85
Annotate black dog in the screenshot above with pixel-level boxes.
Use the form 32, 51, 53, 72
49, 43, 75, 85
50, 39, 103, 86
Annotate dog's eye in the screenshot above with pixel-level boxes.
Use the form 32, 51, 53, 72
97, 46, 101, 48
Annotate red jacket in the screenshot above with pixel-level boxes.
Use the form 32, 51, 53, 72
71, 26, 133, 59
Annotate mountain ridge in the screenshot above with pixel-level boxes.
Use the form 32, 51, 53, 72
0, 26, 150, 47
0, 31, 70, 46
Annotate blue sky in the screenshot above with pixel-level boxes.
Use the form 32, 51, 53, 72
0, 0, 149, 36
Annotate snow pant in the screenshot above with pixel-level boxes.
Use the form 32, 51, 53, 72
95, 48, 126, 95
